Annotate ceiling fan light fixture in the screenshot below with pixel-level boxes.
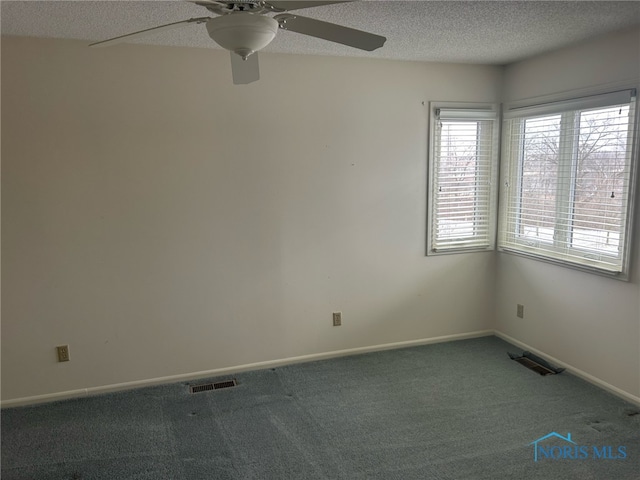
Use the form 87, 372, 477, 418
206, 13, 278, 59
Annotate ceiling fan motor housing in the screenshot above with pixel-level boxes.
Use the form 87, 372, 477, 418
206, 13, 278, 59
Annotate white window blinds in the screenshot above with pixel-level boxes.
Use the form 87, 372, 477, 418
498, 89, 637, 276
428, 105, 499, 253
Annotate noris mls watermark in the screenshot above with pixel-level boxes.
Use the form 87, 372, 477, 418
529, 432, 628, 462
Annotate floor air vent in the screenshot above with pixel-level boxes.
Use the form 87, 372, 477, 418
512, 356, 556, 376
508, 351, 564, 376
189, 379, 237, 394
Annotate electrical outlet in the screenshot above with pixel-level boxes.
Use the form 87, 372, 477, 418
332, 312, 342, 327
56, 345, 70, 362
517, 304, 525, 319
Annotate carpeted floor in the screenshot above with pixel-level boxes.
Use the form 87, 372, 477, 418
2, 336, 639, 479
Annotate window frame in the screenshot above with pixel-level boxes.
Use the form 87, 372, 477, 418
497, 88, 639, 280
426, 102, 500, 255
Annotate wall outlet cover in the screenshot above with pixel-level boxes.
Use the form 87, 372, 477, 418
56, 345, 70, 362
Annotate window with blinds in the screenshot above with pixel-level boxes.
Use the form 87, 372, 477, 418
498, 89, 637, 277
428, 104, 499, 253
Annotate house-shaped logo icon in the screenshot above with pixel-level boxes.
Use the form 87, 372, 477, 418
529, 432, 576, 462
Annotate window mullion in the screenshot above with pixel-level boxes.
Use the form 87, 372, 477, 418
554, 112, 578, 250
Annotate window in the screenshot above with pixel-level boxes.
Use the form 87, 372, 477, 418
498, 89, 637, 277
427, 104, 499, 253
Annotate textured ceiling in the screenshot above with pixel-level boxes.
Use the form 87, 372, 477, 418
2, 1, 640, 65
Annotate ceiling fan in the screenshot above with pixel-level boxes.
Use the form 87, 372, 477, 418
90, 1, 386, 84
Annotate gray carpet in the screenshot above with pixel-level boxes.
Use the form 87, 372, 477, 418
2, 336, 639, 479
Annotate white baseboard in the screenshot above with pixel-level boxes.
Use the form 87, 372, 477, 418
1, 330, 494, 408
494, 330, 640, 408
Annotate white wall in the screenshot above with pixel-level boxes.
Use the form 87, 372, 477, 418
1, 36, 501, 402
496, 27, 640, 399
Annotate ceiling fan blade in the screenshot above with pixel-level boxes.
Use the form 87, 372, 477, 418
89, 17, 211, 47
189, 0, 226, 6
267, 1, 352, 11
187, 0, 231, 12
230, 52, 260, 85
275, 14, 385, 51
